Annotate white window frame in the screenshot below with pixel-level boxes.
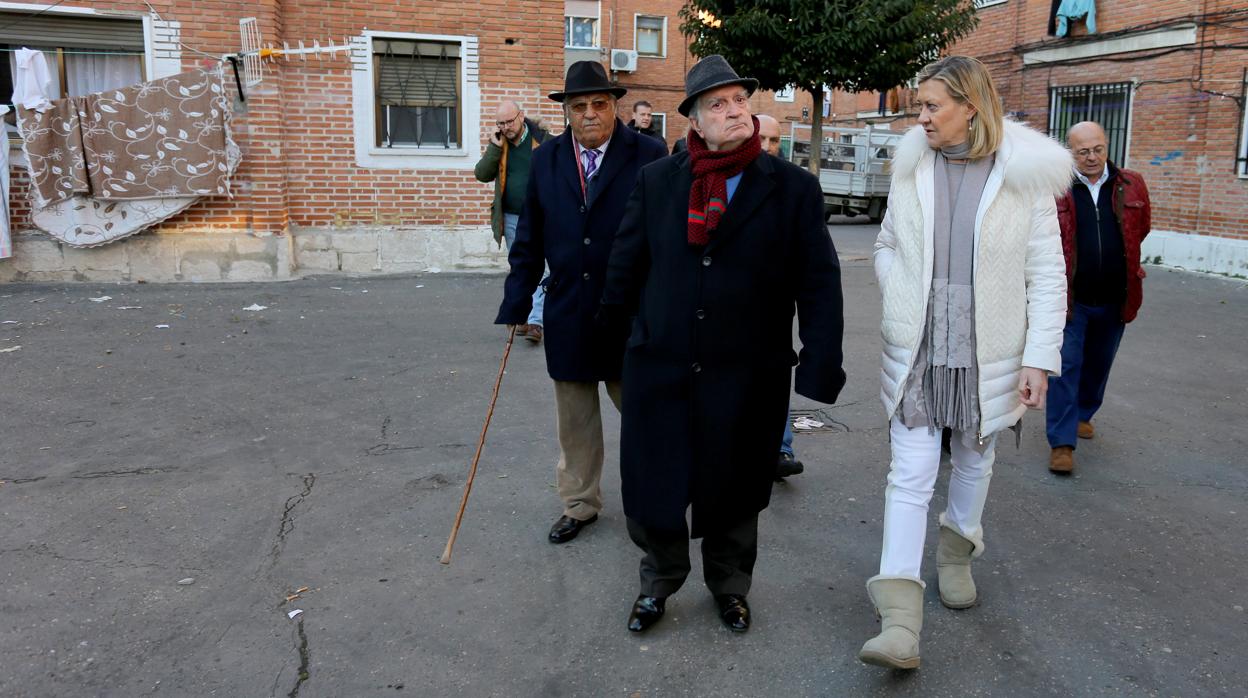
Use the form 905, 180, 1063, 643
975, 0, 1008, 8
565, 15, 600, 49
773, 86, 795, 103
650, 111, 666, 138
633, 14, 666, 58
1239, 70, 1248, 178
351, 30, 481, 170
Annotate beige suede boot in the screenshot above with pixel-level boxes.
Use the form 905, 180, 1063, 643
858, 576, 923, 670
936, 525, 978, 609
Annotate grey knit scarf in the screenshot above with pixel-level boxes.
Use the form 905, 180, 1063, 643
900, 141, 994, 442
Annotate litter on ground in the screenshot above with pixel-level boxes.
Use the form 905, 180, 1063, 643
793, 416, 825, 430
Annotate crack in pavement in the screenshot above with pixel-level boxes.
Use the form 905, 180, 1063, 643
287, 618, 310, 698
366, 442, 470, 456
0, 542, 182, 570
270, 474, 316, 562
380, 415, 391, 439
364, 443, 421, 456
0, 476, 47, 484
73, 467, 177, 479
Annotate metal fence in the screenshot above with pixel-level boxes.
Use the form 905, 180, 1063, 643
1048, 82, 1133, 166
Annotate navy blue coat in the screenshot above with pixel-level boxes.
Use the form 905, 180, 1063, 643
602, 152, 846, 536
496, 120, 668, 382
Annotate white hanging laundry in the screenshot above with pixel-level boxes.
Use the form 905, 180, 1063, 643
12, 48, 54, 112
0, 104, 10, 259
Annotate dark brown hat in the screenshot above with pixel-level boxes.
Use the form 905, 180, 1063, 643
548, 61, 628, 102
677, 55, 758, 116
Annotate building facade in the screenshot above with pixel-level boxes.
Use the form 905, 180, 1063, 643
1, 0, 567, 282
839, 0, 1248, 275
0, 1, 840, 283
561, 0, 818, 156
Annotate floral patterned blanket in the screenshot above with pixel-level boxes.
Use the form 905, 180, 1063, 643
17, 68, 240, 248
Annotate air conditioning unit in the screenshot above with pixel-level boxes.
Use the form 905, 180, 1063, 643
610, 49, 638, 72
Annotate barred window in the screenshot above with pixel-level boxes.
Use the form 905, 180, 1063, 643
1049, 82, 1133, 166
373, 38, 460, 149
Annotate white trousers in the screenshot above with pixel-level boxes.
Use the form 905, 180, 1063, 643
879, 417, 996, 579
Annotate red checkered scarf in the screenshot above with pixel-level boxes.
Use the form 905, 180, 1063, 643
686, 115, 761, 246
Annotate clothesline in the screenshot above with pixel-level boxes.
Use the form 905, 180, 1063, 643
0, 48, 146, 56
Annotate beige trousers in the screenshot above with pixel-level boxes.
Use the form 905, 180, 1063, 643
553, 380, 622, 520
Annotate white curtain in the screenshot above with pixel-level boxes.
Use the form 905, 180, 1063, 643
65, 52, 141, 96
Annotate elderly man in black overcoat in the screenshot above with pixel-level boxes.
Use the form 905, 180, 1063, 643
497, 61, 667, 544
600, 55, 846, 633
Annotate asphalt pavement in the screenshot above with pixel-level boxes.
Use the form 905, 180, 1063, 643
1, 220, 1246, 697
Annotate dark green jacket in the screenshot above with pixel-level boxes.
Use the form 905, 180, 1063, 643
473, 118, 549, 246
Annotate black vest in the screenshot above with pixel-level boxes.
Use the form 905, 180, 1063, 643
1071, 169, 1127, 307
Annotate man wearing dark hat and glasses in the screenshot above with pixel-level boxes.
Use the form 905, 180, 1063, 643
496, 61, 667, 545
601, 55, 846, 633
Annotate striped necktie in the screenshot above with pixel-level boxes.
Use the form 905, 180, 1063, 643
582, 148, 600, 179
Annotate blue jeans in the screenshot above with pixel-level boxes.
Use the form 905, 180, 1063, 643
1046, 303, 1125, 448
780, 410, 795, 456
503, 213, 546, 327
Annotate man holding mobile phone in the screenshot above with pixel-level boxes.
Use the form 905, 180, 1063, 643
475, 100, 549, 343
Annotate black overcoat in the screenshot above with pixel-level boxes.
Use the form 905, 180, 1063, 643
497, 120, 668, 381
602, 152, 846, 537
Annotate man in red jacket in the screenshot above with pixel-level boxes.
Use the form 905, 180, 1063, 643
1047, 121, 1151, 474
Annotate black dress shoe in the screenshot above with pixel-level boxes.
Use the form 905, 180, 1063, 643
627, 595, 666, 632
548, 514, 597, 543
775, 452, 805, 480
714, 594, 750, 632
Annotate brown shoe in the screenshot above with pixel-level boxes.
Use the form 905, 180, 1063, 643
524, 324, 543, 345
1077, 421, 1095, 439
1049, 446, 1075, 474
513, 324, 529, 337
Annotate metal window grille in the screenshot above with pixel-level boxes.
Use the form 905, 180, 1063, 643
373, 38, 460, 149
1049, 82, 1133, 166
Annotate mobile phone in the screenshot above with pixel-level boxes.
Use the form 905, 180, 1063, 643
495, 129, 503, 140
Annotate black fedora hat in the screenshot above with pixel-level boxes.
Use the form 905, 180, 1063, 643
677, 55, 758, 116
548, 61, 628, 102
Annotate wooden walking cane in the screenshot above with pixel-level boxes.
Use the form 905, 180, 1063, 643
441, 325, 518, 565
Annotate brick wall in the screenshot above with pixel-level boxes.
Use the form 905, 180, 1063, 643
3, 0, 565, 281
828, 0, 1248, 242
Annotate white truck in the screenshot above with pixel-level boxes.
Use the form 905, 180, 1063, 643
790, 124, 902, 224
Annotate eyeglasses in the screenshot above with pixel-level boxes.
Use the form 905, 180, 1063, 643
568, 98, 613, 115
1074, 145, 1107, 158
703, 93, 750, 114
495, 112, 522, 128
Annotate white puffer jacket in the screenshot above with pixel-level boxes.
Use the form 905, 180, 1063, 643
875, 120, 1071, 439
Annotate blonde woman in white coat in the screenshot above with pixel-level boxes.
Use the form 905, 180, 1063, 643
859, 56, 1071, 670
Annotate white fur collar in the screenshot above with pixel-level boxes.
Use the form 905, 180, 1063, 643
892, 119, 1073, 198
